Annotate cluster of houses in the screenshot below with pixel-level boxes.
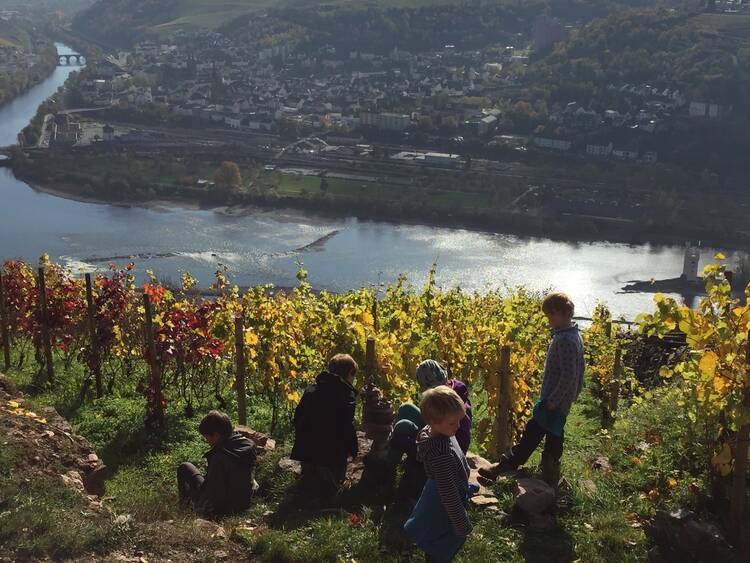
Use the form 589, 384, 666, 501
531, 136, 658, 163
530, 80, 734, 163
70, 29, 528, 142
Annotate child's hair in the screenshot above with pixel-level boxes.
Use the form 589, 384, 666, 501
328, 353, 358, 379
198, 410, 233, 438
542, 292, 575, 318
420, 386, 466, 425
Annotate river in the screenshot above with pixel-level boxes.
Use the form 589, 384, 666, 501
0, 43, 725, 320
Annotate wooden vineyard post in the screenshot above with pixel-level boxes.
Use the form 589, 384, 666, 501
371, 299, 379, 333
495, 345, 512, 457
0, 272, 10, 371
728, 328, 750, 554
84, 273, 103, 398
142, 293, 163, 430
234, 314, 247, 426
37, 266, 54, 384
365, 336, 376, 389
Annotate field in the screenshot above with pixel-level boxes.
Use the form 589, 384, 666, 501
274, 173, 491, 212
151, 0, 281, 31
693, 12, 750, 43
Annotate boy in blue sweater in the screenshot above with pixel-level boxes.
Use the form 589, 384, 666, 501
479, 292, 585, 487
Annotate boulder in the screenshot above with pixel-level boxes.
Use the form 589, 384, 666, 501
578, 479, 598, 498
278, 457, 302, 476
466, 452, 494, 471
60, 470, 85, 493
470, 495, 499, 507
235, 426, 275, 453
193, 518, 227, 539
591, 456, 612, 474
513, 478, 557, 529
644, 509, 734, 563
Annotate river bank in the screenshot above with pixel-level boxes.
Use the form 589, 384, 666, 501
0, 43, 732, 322
19, 171, 750, 251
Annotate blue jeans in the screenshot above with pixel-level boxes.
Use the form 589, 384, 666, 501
404, 479, 467, 562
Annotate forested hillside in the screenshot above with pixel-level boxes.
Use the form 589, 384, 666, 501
0, 21, 57, 107
526, 9, 750, 108
71, 0, 685, 49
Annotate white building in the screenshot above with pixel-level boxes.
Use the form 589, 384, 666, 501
586, 142, 613, 157
424, 152, 461, 167
682, 244, 701, 282
360, 111, 411, 131
689, 101, 731, 119
533, 137, 572, 151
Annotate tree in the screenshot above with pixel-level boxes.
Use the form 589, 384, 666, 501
213, 161, 242, 188
319, 177, 329, 192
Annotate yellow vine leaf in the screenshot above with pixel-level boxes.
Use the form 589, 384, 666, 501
712, 444, 732, 477
714, 252, 726, 260
243, 329, 259, 346
287, 391, 301, 404
699, 351, 718, 378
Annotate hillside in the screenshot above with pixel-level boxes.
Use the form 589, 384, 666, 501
0, 20, 58, 107
0, 257, 747, 561
526, 9, 750, 107
0, 0, 96, 18
71, 0, 684, 48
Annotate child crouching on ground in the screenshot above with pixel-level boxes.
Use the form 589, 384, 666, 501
404, 386, 473, 563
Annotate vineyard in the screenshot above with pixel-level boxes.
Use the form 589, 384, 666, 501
0, 255, 748, 561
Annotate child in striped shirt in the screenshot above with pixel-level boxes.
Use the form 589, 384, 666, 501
404, 386, 474, 562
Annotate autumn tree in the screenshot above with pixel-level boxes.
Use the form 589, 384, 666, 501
213, 161, 242, 188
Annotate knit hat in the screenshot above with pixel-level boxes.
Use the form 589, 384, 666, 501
416, 359, 448, 391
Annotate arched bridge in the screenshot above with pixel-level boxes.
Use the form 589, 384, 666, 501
58, 53, 86, 66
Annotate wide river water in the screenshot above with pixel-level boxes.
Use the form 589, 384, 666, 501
0, 44, 725, 319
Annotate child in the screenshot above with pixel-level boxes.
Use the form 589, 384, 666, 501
177, 410, 257, 518
391, 359, 472, 457
404, 386, 473, 563
389, 359, 472, 499
290, 353, 358, 494
479, 292, 585, 486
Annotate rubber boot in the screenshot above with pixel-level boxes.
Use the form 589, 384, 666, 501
541, 452, 561, 491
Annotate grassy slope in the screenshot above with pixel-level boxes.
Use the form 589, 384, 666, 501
151, 0, 280, 31
693, 11, 750, 43
5, 342, 713, 562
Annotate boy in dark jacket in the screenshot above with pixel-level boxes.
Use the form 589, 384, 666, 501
480, 292, 585, 487
291, 354, 358, 494
177, 410, 257, 518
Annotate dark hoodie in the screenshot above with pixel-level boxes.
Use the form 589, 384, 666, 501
198, 432, 256, 517
291, 370, 358, 470
448, 379, 472, 454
